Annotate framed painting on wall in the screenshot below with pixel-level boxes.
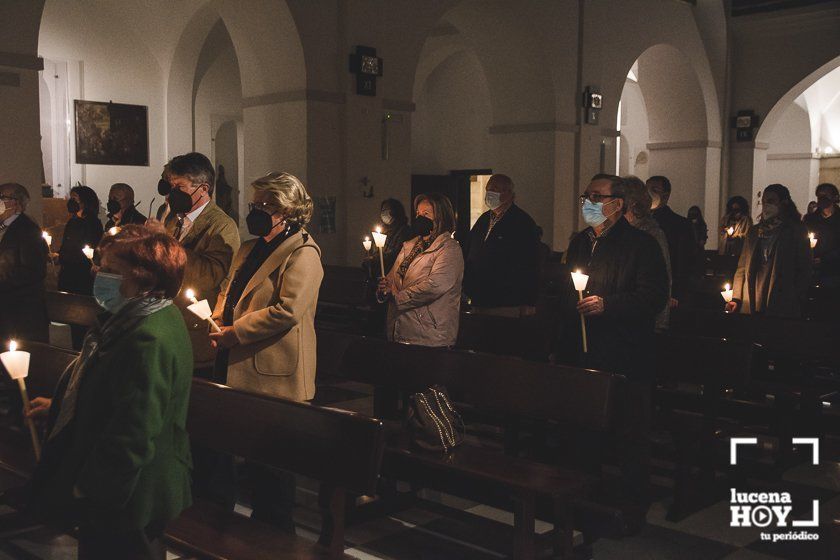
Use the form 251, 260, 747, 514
74, 100, 149, 166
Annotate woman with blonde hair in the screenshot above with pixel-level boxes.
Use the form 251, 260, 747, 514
210, 171, 323, 533
378, 192, 464, 347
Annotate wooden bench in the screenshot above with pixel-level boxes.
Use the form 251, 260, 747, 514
45, 290, 99, 330
333, 335, 623, 558
166, 379, 385, 559
316, 266, 372, 332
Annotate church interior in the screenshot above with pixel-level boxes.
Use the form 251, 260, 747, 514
1, 0, 840, 558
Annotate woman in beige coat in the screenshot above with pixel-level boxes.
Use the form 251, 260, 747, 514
378, 192, 464, 347
210, 172, 323, 402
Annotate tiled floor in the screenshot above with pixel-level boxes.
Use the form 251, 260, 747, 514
2, 377, 838, 559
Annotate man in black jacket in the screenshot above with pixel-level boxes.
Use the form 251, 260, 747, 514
564, 174, 668, 519
0, 183, 48, 342
104, 183, 147, 230
647, 175, 699, 306
463, 174, 538, 317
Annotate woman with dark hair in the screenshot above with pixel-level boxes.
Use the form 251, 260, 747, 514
58, 185, 104, 295
377, 192, 464, 347
687, 205, 708, 250
719, 195, 752, 257
727, 184, 812, 318
379, 198, 411, 273
25, 225, 193, 559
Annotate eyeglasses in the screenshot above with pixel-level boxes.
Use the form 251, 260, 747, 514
248, 201, 280, 214
579, 193, 621, 204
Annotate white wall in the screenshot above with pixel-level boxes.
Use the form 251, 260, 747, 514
38, 0, 166, 214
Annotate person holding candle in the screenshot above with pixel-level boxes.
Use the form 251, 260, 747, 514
562, 174, 668, 520
378, 192, 464, 347
104, 183, 147, 230
209, 171, 321, 531
57, 185, 104, 297
727, 184, 812, 317
24, 225, 193, 559
0, 183, 48, 343
718, 196, 752, 258
157, 153, 241, 372
803, 183, 840, 287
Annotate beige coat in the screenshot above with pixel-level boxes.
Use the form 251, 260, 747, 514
166, 202, 241, 367
384, 233, 464, 347
213, 230, 323, 401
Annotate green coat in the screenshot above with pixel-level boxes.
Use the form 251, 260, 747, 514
30, 305, 193, 531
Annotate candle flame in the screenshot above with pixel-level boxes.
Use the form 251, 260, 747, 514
727, 226, 735, 235
724, 283, 731, 291
375, 226, 381, 234
42, 231, 49, 239
809, 232, 816, 240
575, 269, 581, 275
364, 236, 370, 241
9, 340, 16, 352
184, 288, 195, 300
108, 226, 120, 236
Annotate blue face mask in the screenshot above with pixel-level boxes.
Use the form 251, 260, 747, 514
582, 199, 608, 227
93, 272, 127, 313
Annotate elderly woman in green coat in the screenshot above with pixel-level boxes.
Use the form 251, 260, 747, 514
25, 225, 193, 560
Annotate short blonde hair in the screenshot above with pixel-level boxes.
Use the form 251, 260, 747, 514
251, 172, 313, 227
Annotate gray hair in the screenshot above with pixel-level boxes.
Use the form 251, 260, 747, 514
109, 183, 135, 202
622, 175, 651, 220
0, 183, 30, 210
251, 172, 313, 227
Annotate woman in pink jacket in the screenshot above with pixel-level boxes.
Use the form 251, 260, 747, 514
377, 193, 464, 347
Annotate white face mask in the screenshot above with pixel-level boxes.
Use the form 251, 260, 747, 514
485, 191, 502, 210
380, 211, 393, 225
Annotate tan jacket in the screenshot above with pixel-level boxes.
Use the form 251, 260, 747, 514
213, 230, 323, 401
166, 202, 241, 367
385, 233, 464, 347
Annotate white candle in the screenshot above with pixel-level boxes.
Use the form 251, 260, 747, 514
362, 237, 372, 252
571, 270, 589, 353
42, 231, 52, 247
721, 283, 734, 303
1, 341, 40, 461
726, 226, 735, 237
82, 245, 94, 260
809, 232, 818, 249
184, 289, 222, 333
371, 227, 387, 277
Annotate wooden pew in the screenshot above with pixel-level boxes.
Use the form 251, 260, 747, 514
334, 336, 622, 558
166, 380, 385, 559
316, 265, 372, 332
44, 291, 99, 329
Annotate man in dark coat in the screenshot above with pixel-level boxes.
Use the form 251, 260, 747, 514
104, 183, 147, 230
564, 174, 668, 521
647, 176, 699, 307
0, 183, 48, 342
463, 174, 539, 317
803, 183, 840, 287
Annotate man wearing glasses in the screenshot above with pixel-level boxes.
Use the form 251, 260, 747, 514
0, 183, 48, 343
562, 173, 668, 525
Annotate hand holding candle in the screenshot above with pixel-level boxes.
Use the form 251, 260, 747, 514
809, 232, 817, 249
726, 226, 735, 237
371, 227, 387, 277
184, 289, 222, 333
1, 341, 40, 461
571, 270, 589, 353
82, 245, 94, 261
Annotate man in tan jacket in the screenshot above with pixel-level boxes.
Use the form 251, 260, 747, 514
159, 152, 241, 371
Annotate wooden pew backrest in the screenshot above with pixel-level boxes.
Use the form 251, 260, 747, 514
187, 379, 385, 496
45, 291, 99, 329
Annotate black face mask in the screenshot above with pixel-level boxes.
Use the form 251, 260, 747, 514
169, 186, 200, 215
106, 199, 122, 215
246, 208, 282, 238
157, 179, 171, 196
67, 199, 81, 215
411, 215, 434, 238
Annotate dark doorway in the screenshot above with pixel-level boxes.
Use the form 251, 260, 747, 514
411, 168, 491, 242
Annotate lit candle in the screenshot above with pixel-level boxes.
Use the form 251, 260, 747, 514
184, 289, 222, 333
108, 226, 120, 236
0, 341, 40, 461
570, 270, 589, 353
726, 226, 735, 237
721, 283, 734, 304
362, 236, 372, 252
371, 226, 387, 277
42, 231, 52, 248
82, 245, 94, 260
809, 232, 818, 249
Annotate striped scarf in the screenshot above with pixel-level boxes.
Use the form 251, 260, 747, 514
397, 237, 432, 279
48, 296, 173, 441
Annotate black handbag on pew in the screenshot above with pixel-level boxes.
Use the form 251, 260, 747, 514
406, 385, 464, 453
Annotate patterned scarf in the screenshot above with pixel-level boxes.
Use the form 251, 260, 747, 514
397, 237, 432, 279
756, 216, 783, 238
48, 296, 173, 441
